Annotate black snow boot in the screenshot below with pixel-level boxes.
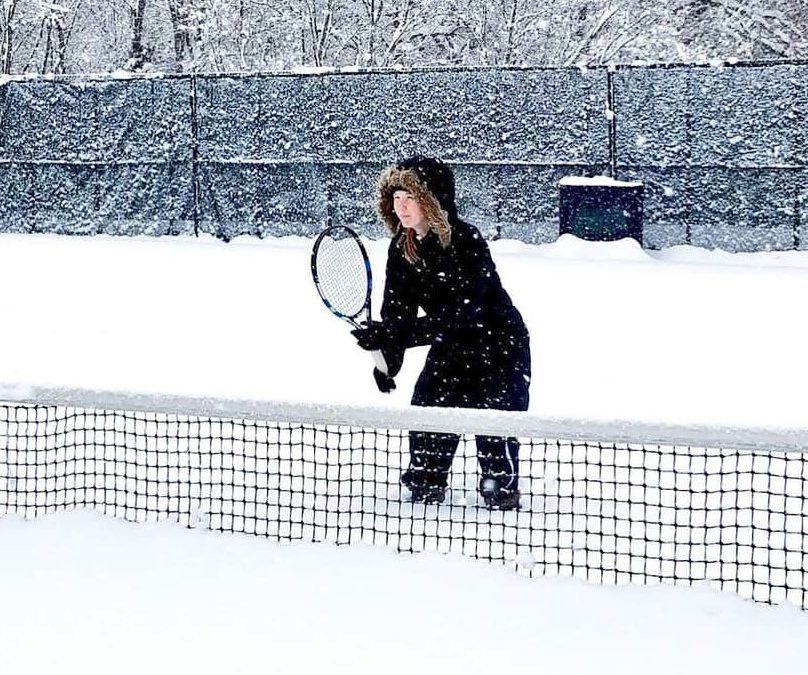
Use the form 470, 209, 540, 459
401, 469, 447, 504
480, 477, 521, 511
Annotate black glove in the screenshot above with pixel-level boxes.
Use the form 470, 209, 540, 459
351, 321, 392, 352
373, 367, 396, 393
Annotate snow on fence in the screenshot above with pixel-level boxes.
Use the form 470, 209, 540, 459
0, 61, 805, 250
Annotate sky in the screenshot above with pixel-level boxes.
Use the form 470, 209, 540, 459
2, 231, 808, 674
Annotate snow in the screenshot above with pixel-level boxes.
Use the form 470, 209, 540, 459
3, 383, 806, 452
558, 175, 642, 187
1, 231, 807, 430
2, 230, 808, 673
1, 510, 805, 675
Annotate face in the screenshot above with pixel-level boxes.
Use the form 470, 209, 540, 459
393, 190, 428, 235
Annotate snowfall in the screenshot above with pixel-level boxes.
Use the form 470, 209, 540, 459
1, 231, 808, 674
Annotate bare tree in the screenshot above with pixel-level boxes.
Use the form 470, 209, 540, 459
0, 0, 804, 75
298, 0, 338, 66
17, 0, 86, 73
0, 0, 18, 74
671, 0, 805, 60
166, 0, 193, 68
128, 0, 149, 68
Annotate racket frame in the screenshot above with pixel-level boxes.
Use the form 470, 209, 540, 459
311, 226, 389, 376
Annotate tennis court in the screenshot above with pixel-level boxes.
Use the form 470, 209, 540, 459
2, 230, 808, 673
1, 231, 808, 427
2, 231, 808, 599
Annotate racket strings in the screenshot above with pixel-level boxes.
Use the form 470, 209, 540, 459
314, 235, 369, 318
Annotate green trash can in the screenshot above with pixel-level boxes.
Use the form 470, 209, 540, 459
559, 176, 644, 244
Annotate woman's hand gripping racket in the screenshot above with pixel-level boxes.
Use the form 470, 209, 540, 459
311, 225, 390, 379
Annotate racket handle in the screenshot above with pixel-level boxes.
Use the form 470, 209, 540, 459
371, 349, 389, 376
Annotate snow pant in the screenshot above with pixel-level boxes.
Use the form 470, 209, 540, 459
405, 432, 521, 493
405, 322, 530, 493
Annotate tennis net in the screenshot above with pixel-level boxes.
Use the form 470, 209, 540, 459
1, 384, 806, 608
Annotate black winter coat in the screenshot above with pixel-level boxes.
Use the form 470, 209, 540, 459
380, 219, 531, 411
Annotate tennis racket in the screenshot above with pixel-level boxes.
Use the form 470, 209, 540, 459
311, 225, 389, 376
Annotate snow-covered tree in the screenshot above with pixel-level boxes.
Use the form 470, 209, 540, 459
672, 0, 806, 61
0, 0, 804, 74
0, 0, 18, 73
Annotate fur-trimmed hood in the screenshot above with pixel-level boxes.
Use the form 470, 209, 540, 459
375, 157, 456, 257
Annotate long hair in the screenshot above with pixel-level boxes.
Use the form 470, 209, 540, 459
401, 227, 419, 262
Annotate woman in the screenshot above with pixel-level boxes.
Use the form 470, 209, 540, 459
351, 156, 531, 510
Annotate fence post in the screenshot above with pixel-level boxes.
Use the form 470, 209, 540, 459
189, 73, 200, 238
607, 67, 617, 179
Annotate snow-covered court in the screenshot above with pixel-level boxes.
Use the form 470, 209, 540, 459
2, 232, 808, 427
1, 510, 806, 675
1, 232, 808, 673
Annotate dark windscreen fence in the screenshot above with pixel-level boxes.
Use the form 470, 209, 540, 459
0, 68, 609, 244
192, 68, 609, 243
1, 61, 805, 250
0, 77, 195, 236
613, 62, 808, 251
1, 400, 806, 608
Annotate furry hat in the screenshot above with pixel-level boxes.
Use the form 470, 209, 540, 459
375, 157, 455, 260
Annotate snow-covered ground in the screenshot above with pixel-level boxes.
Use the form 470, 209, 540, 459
2, 232, 808, 428
2, 231, 808, 674
1, 510, 805, 675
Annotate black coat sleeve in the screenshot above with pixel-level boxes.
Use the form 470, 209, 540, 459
379, 238, 418, 377
389, 226, 500, 349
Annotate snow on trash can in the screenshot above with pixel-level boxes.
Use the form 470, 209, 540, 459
559, 176, 644, 244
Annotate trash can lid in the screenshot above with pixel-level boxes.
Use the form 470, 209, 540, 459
559, 175, 643, 188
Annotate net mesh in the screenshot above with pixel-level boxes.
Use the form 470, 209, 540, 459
313, 228, 369, 318
1, 402, 806, 608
